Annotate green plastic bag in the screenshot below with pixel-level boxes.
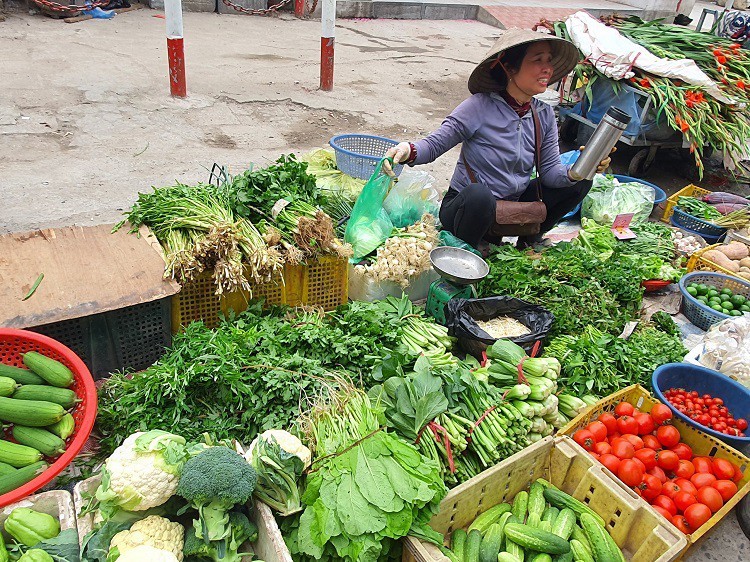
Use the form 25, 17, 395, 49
345, 158, 395, 260
438, 231, 482, 257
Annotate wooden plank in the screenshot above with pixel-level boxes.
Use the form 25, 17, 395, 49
0, 223, 179, 329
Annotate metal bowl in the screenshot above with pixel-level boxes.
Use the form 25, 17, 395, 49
430, 246, 489, 285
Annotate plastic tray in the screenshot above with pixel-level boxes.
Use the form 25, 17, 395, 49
172, 256, 348, 331
559, 384, 750, 550
671, 207, 727, 238
402, 435, 687, 562
678, 271, 750, 331
0, 329, 97, 507
0, 490, 77, 543
687, 243, 750, 280
329, 134, 402, 180
74, 475, 292, 562
661, 185, 711, 224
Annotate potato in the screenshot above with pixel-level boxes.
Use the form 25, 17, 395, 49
703, 249, 741, 272
741, 267, 750, 273
740, 257, 750, 269
717, 241, 749, 260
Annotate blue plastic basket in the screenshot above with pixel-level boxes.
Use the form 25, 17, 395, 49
669, 217, 726, 244
671, 206, 727, 237
678, 271, 750, 330
653, 363, 750, 448
329, 134, 403, 180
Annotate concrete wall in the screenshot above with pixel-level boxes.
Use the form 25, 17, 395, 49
615, 0, 679, 19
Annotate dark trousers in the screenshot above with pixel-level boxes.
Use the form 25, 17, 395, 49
439, 179, 593, 248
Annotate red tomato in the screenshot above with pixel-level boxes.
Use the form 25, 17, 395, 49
712, 480, 738, 502
653, 506, 673, 520
656, 426, 681, 448
586, 421, 608, 443
573, 429, 596, 452
617, 416, 639, 435
611, 439, 635, 460
674, 478, 698, 497
684, 503, 712, 530
651, 403, 673, 425
674, 491, 697, 512
593, 442, 612, 456
696, 487, 724, 513
623, 434, 644, 451
615, 402, 635, 417
618, 459, 645, 487
634, 448, 657, 471
737, 418, 748, 431
693, 457, 713, 474
674, 460, 696, 480
656, 450, 680, 472
635, 413, 655, 435
691, 472, 717, 489
712, 458, 737, 480
732, 464, 744, 483
661, 481, 681, 499
598, 413, 618, 435
609, 431, 622, 441
600, 453, 621, 474
639, 474, 663, 501
648, 466, 668, 484
632, 457, 647, 474
642, 434, 662, 451
670, 443, 693, 461
672, 515, 691, 534
652, 495, 677, 516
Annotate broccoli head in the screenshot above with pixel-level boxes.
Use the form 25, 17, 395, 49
176, 447, 257, 543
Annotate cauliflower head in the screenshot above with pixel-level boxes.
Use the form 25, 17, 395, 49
96, 430, 189, 513
110, 516, 185, 561
115, 545, 180, 562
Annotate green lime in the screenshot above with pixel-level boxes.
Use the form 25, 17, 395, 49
721, 293, 732, 301
687, 286, 698, 297
741, 304, 750, 312
698, 296, 709, 304
721, 288, 733, 295
724, 302, 735, 311
698, 284, 709, 295
722, 309, 731, 315
711, 303, 725, 312
731, 310, 742, 317
731, 295, 746, 306
707, 289, 720, 298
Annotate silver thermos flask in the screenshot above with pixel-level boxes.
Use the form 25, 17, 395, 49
569, 107, 632, 181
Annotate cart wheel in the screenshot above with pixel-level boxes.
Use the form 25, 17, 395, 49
628, 148, 656, 177
559, 118, 578, 143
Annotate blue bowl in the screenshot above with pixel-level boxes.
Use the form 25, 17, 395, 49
612, 175, 667, 205
652, 363, 750, 448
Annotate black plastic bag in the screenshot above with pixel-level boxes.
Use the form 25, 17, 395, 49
446, 296, 554, 359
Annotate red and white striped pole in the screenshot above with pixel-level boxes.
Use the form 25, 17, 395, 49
165, 0, 187, 98
320, 0, 335, 91
294, 0, 306, 17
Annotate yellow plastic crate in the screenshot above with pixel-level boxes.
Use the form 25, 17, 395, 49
661, 185, 711, 223
559, 384, 750, 553
171, 255, 348, 331
402, 435, 687, 562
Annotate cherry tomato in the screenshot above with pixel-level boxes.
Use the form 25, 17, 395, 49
618, 459, 645, 487
617, 416, 639, 435
693, 457, 713, 474
634, 413, 655, 435
634, 448, 657, 471
648, 466, 668, 484
712, 480, 738, 502
573, 429, 596, 452
651, 403, 673, 425
732, 464, 744, 483
615, 402, 635, 417
674, 460, 696, 480
652, 495, 677, 516
656, 450, 680, 472
670, 443, 693, 461
639, 474, 663, 501
672, 514, 691, 534
712, 458, 737, 480
737, 418, 748, 431
691, 472, 717, 489
598, 413, 618, 435
586, 421, 608, 443
599, 453, 621, 474
642, 434, 661, 451
696, 487, 724, 513
611, 439, 635, 460
656, 426, 681, 448
684, 503, 712, 530
674, 491, 697, 512
661, 481, 681, 499
652, 506, 673, 520
593, 442, 612, 456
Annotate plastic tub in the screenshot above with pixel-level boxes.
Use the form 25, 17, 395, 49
652, 363, 750, 448
678, 271, 750, 330
329, 134, 402, 180
0, 329, 97, 507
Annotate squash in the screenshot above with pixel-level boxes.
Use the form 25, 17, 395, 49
702, 250, 740, 272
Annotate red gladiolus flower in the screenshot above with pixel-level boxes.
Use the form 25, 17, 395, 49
738, 80, 746, 90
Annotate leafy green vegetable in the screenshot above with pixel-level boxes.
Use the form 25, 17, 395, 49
81, 522, 132, 562
33, 529, 80, 562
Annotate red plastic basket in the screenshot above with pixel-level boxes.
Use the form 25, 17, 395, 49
0, 329, 97, 507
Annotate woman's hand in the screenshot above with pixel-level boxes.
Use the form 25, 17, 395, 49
579, 145, 617, 173
383, 142, 411, 176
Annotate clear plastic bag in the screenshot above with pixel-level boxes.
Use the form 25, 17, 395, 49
695, 314, 750, 388
344, 158, 394, 260
382, 170, 440, 228
581, 175, 655, 225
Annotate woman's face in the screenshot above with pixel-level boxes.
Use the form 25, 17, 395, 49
508, 42, 554, 96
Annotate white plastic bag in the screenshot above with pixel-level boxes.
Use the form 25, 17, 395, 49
581, 175, 655, 225
382, 170, 441, 228
695, 314, 750, 388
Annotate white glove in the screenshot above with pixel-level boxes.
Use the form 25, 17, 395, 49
383, 142, 411, 176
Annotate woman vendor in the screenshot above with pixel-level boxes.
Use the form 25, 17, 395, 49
385, 29, 613, 250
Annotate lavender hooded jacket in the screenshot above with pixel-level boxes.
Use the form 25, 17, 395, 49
412, 93, 575, 200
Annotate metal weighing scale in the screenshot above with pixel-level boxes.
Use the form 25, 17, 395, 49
426, 247, 490, 324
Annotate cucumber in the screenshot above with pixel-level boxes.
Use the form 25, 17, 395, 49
0, 397, 65, 427
543, 489, 606, 528
526, 513, 542, 529
511, 491, 529, 523
0, 378, 18, 398
498, 554, 522, 562
553, 551, 573, 562
466, 529, 483, 562
529, 555, 552, 562
452, 529, 467, 562
469, 504, 512, 535
570, 540, 594, 562
479, 523, 505, 562
541, 507, 559, 525
0, 365, 44, 386
580, 513, 619, 562
0, 462, 17, 477
21, 352, 73, 388
551, 509, 576, 541
504, 538, 525, 562
440, 546, 462, 562
12, 427, 66, 457
569, 527, 592, 557
0, 441, 43, 468
539, 521, 552, 533
46, 414, 75, 440
504, 524, 570, 556
495, 512, 514, 549
13, 386, 78, 409
0, 461, 47, 494
528, 482, 546, 520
